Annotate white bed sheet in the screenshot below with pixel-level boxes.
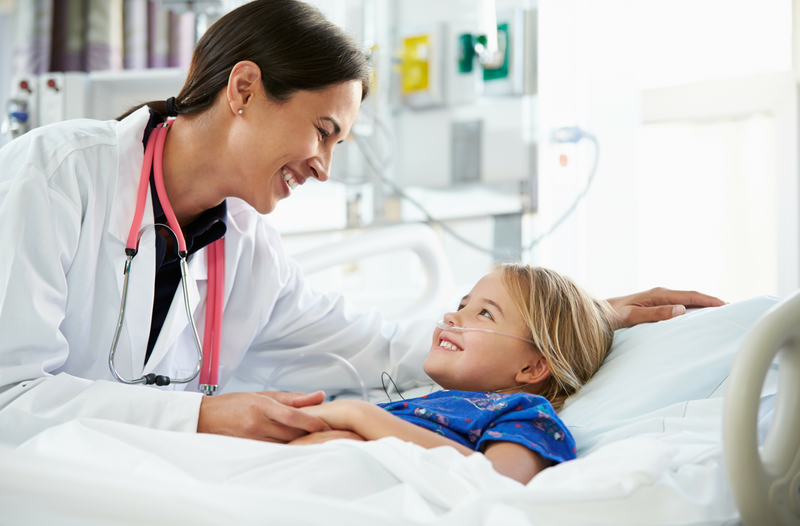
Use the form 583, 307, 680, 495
1, 297, 781, 525
2, 412, 738, 526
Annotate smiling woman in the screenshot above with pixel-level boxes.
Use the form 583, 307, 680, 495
0, 0, 379, 447
118, 0, 369, 220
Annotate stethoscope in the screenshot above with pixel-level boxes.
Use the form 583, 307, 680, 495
108, 120, 224, 396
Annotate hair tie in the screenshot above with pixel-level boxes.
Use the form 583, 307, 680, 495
165, 96, 179, 117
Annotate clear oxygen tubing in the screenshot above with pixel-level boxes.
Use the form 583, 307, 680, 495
264, 353, 369, 402
435, 320, 535, 345
350, 121, 600, 258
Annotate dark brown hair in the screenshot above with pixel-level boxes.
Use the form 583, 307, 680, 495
118, 0, 370, 120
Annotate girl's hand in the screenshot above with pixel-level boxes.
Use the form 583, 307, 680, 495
607, 287, 725, 329
289, 430, 366, 445
299, 399, 374, 431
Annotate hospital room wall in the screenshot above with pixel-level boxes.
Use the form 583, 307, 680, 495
533, 0, 793, 302
277, 0, 521, 317
0, 2, 13, 150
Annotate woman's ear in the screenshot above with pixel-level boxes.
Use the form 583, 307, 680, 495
515, 353, 550, 386
226, 61, 262, 116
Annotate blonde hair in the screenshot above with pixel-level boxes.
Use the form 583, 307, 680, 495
495, 264, 617, 410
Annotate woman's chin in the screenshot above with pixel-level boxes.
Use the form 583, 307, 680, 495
251, 196, 278, 215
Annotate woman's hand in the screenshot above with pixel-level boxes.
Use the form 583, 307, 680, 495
197, 390, 328, 442
607, 287, 726, 329
289, 430, 366, 445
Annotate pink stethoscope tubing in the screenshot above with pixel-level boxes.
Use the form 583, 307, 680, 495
108, 120, 223, 395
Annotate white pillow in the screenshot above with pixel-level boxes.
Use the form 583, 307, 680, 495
558, 295, 781, 455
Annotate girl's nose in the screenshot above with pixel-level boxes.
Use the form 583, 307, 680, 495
442, 311, 460, 327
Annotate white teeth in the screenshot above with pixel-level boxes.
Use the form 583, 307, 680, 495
282, 168, 298, 190
439, 340, 460, 351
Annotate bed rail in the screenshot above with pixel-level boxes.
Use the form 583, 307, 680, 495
724, 289, 800, 526
291, 223, 454, 322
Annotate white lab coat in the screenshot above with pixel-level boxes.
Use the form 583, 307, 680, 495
0, 107, 431, 446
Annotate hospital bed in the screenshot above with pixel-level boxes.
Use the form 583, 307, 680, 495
0, 223, 797, 526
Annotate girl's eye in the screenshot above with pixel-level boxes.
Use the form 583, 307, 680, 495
317, 127, 330, 140
457, 304, 466, 311
480, 309, 494, 320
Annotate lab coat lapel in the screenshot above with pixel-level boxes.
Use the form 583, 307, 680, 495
108, 106, 158, 378
124, 224, 157, 377
107, 192, 156, 379
143, 244, 208, 374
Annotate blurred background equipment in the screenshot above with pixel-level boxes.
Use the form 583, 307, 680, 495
0, 0, 795, 319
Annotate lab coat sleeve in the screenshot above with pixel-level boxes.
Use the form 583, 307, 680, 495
0, 145, 201, 447
232, 218, 435, 393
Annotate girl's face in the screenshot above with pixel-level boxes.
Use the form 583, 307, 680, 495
424, 271, 544, 392
226, 80, 362, 214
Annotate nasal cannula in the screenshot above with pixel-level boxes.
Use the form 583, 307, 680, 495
435, 320, 536, 345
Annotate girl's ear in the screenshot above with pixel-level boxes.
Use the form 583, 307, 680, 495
515, 353, 550, 386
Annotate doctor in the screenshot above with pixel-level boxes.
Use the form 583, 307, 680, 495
0, 0, 723, 446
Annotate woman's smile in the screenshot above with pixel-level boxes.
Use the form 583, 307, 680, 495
282, 166, 303, 190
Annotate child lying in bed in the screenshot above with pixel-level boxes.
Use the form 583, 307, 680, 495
291, 264, 618, 484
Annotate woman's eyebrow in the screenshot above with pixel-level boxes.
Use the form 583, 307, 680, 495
322, 117, 341, 135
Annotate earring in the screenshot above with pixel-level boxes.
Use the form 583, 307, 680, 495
238, 109, 243, 114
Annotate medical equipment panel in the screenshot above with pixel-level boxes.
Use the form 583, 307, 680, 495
3, 76, 38, 139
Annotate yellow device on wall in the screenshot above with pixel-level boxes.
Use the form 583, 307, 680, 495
397, 25, 443, 108
401, 34, 430, 94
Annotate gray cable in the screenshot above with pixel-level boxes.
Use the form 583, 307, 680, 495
331, 111, 395, 185
353, 132, 511, 258
352, 130, 600, 258
524, 134, 599, 250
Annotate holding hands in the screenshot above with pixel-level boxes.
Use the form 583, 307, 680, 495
197, 390, 328, 442
289, 400, 371, 445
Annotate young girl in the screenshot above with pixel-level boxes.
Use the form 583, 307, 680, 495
291, 264, 618, 484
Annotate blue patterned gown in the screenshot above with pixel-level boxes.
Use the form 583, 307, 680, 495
378, 391, 576, 464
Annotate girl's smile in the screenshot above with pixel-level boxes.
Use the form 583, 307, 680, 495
423, 271, 549, 393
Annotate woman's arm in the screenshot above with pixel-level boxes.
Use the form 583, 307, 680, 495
297, 400, 552, 482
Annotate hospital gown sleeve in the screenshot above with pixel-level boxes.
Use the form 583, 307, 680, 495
229, 218, 436, 394
475, 395, 577, 464
0, 132, 201, 447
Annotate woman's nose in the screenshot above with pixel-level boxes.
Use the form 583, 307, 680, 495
308, 153, 331, 182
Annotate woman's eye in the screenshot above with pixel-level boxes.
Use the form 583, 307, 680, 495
317, 127, 330, 140
480, 309, 494, 320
